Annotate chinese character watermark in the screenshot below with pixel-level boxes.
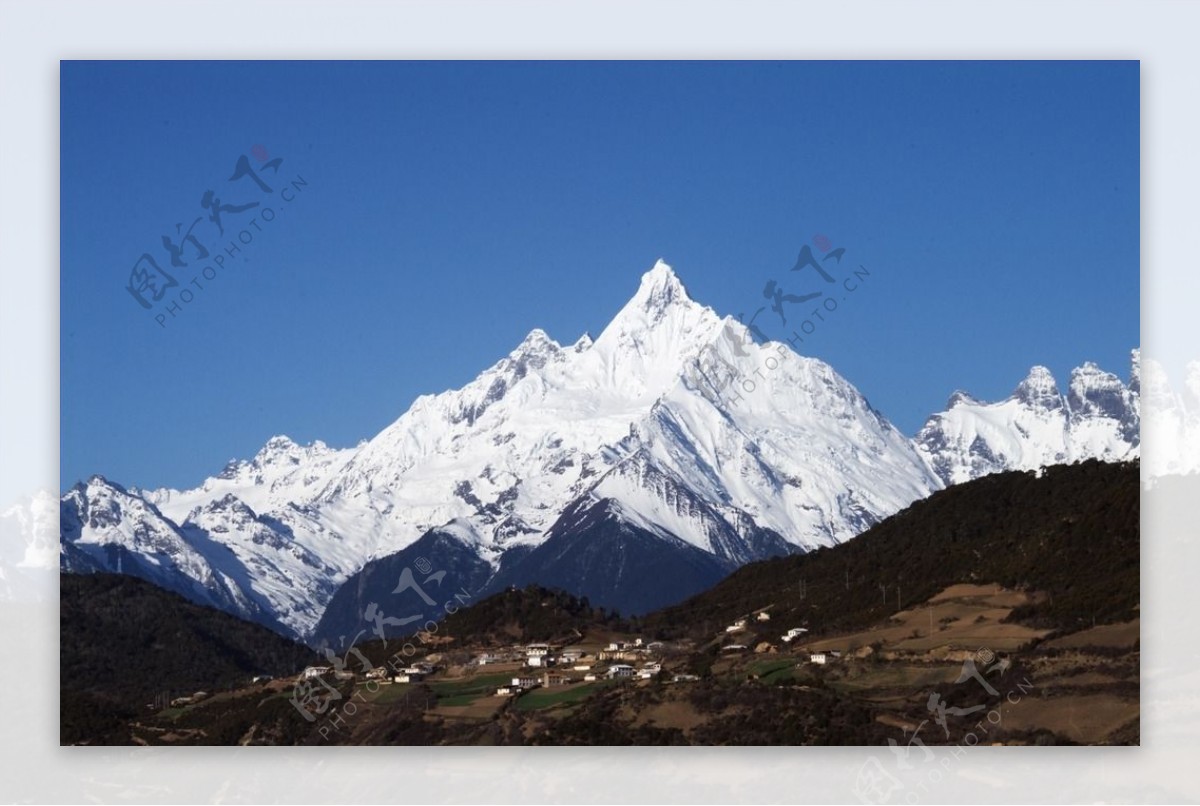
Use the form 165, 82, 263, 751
123, 144, 311, 329
287, 557, 475, 740
687, 233, 872, 407
852, 648, 1035, 804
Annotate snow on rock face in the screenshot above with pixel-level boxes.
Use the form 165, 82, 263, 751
176, 493, 341, 637
1014, 366, 1065, 412
916, 351, 1141, 486
59, 476, 266, 626
1069, 363, 1133, 422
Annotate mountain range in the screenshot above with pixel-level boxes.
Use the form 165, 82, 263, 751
916, 359, 1139, 485
58, 261, 1143, 646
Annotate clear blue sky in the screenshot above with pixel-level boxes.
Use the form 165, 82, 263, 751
61, 61, 1139, 492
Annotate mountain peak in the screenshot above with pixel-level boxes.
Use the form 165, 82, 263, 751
946, 390, 980, 409
631, 259, 691, 315
1067, 362, 1131, 421
253, 435, 301, 465
83, 474, 118, 491
260, 434, 298, 453
1013, 365, 1063, 409
513, 328, 560, 355
590, 261, 723, 398
249, 435, 338, 470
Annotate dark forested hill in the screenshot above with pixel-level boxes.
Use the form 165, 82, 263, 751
643, 459, 1139, 640
60, 574, 317, 744
437, 584, 630, 646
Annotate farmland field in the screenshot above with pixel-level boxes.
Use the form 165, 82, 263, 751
514, 682, 615, 711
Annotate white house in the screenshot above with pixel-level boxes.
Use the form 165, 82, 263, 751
722, 644, 748, 653
573, 664, 592, 671
526, 644, 552, 667
583, 673, 598, 682
512, 676, 540, 689
782, 627, 809, 643
302, 666, 332, 680
607, 664, 635, 679
672, 673, 699, 683
637, 663, 661, 680
809, 652, 828, 665
495, 685, 517, 697
725, 619, 747, 633
599, 647, 643, 662
756, 611, 772, 622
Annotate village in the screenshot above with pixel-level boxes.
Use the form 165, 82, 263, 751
297, 634, 706, 698
289, 605, 848, 710
124, 582, 1137, 746
279, 584, 1077, 723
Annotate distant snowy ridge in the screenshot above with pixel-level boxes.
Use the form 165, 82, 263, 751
915, 352, 1141, 485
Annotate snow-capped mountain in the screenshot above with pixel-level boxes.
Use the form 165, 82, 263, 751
61, 261, 945, 639
915, 353, 1141, 485
58, 259, 1147, 641
61, 440, 363, 639
314, 263, 938, 558
60, 476, 266, 624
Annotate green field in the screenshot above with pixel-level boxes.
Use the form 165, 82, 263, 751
428, 673, 516, 704
514, 682, 614, 712
749, 659, 796, 682
759, 666, 796, 684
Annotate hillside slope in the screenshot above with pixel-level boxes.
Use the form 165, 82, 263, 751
60, 574, 317, 745
644, 459, 1139, 640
